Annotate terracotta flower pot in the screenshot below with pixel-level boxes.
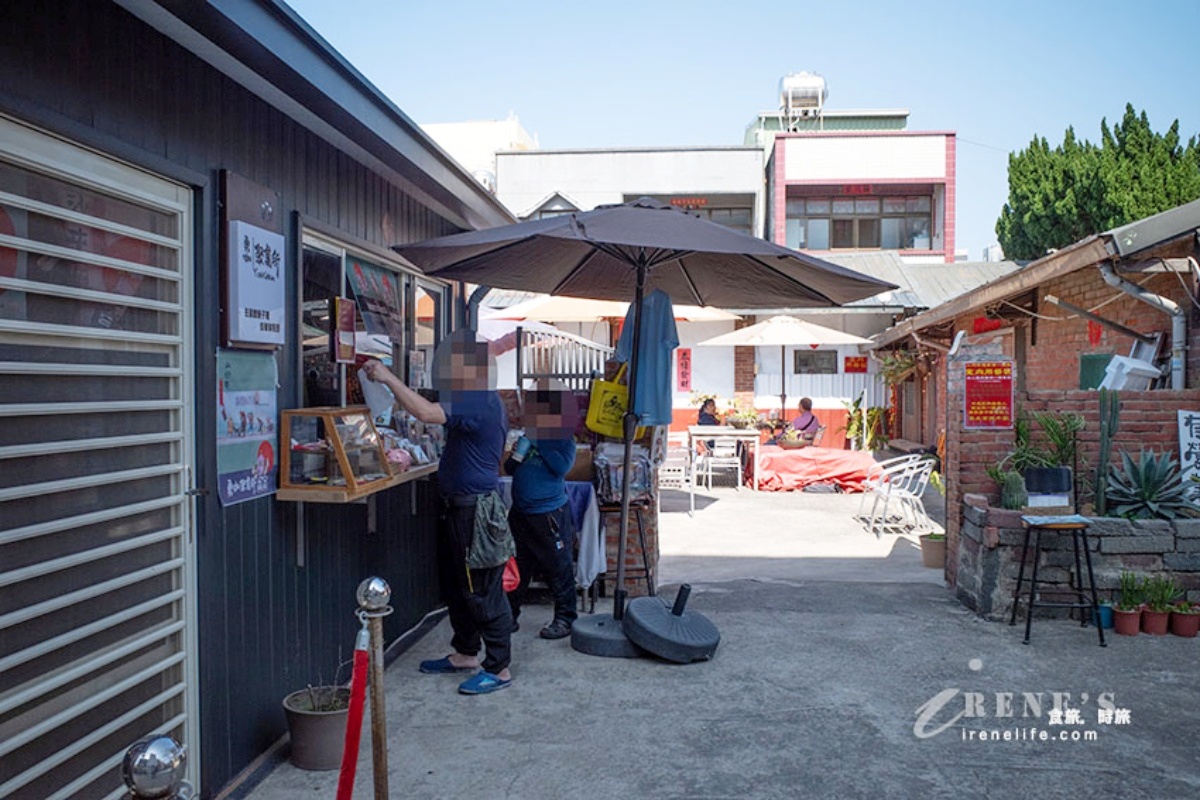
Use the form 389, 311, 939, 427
919, 534, 945, 569
1170, 609, 1200, 638
1141, 609, 1170, 635
1112, 607, 1141, 636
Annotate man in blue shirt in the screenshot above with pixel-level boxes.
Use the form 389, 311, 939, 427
505, 381, 579, 640
363, 330, 513, 695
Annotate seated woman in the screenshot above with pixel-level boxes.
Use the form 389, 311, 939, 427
790, 397, 820, 442
697, 397, 721, 451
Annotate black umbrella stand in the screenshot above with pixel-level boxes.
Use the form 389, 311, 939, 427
570, 254, 648, 659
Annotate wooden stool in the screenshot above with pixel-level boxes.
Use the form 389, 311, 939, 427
1009, 514, 1106, 647
592, 500, 656, 609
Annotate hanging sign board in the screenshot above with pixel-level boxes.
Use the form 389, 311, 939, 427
963, 361, 1014, 429
347, 257, 405, 343
226, 219, 286, 347
334, 297, 357, 364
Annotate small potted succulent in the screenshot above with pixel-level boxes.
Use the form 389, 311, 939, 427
1170, 598, 1200, 638
1112, 570, 1144, 636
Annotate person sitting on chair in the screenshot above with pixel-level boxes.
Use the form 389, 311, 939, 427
697, 397, 721, 451
790, 397, 820, 442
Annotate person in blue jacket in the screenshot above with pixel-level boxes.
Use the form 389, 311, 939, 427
505, 380, 579, 640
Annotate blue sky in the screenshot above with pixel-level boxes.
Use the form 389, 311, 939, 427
285, 0, 1200, 261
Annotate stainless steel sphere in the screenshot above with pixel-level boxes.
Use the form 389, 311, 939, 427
122, 735, 187, 798
356, 576, 391, 610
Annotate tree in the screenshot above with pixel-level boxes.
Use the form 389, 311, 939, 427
996, 105, 1200, 260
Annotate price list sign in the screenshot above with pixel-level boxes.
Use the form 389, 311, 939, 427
964, 361, 1014, 429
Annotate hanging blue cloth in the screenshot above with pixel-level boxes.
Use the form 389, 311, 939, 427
615, 289, 679, 426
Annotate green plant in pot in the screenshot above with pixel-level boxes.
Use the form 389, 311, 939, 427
1170, 598, 1200, 638
1024, 410, 1084, 498
1141, 574, 1182, 635
919, 531, 946, 569
1112, 570, 1144, 636
1105, 448, 1195, 520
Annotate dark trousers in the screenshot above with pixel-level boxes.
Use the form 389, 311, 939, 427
508, 502, 578, 626
439, 502, 512, 674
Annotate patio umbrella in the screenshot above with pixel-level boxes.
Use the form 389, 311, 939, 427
697, 315, 871, 418
394, 197, 896, 628
482, 293, 741, 322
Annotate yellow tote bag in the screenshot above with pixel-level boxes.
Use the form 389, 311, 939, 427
586, 364, 636, 439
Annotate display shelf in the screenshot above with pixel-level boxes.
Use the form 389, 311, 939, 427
279, 406, 434, 503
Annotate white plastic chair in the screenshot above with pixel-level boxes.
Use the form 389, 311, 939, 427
860, 455, 927, 536
857, 454, 922, 521
893, 459, 937, 532
700, 436, 742, 491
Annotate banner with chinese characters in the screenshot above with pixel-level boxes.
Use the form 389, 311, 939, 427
963, 361, 1014, 429
1178, 410, 1200, 507
334, 297, 357, 364
217, 349, 278, 506
676, 348, 692, 391
227, 219, 286, 347
844, 356, 867, 374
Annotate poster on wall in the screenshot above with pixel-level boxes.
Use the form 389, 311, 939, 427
1178, 410, 1200, 506
963, 361, 1014, 429
347, 257, 404, 342
676, 348, 692, 392
226, 219, 286, 347
334, 297, 357, 364
217, 350, 278, 506
844, 356, 867, 373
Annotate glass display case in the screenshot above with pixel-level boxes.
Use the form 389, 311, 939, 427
279, 406, 397, 502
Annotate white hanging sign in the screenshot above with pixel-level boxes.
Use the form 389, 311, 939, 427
227, 219, 286, 346
1178, 410, 1200, 507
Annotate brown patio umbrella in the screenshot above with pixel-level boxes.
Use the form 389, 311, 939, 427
394, 197, 896, 634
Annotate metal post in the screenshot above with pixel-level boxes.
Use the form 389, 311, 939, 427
356, 577, 394, 800
122, 735, 195, 799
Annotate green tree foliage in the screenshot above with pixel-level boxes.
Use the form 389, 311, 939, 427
996, 104, 1200, 259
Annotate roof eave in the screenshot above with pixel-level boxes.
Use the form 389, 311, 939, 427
116, 0, 514, 232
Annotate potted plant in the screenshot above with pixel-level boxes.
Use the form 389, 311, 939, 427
1141, 574, 1181, 635
1112, 570, 1144, 636
919, 532, 946, 569
1170, 598, 1200, 638
1105, 448, 1196, 520
282, 683, 352, 770
1023, 410, 1084, 498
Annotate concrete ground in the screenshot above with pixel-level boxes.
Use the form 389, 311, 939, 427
240, 481, 1200, 800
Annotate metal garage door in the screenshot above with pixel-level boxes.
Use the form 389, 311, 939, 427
0, 117, 196, 799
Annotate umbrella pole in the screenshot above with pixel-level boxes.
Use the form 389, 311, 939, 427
614, 255, 647, 620
779, 344, 786, 421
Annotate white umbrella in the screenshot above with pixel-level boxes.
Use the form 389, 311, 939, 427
697, 315, 871, 418
482, 293, 740, 322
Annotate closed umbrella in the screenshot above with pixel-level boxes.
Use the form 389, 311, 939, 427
697, 315, 871, 418
395, 197, 896, 628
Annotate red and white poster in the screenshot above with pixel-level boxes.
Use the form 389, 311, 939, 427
844, 355, 867, 374
963, 361, 1014, 429
676, 348, 692, 391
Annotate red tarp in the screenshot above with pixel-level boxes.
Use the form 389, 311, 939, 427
750, 446, 879, 492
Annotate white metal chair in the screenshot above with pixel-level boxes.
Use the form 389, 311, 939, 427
657, 447, 691, 491
856, 454, 922, 521
859, 455, 926, 536
699, 436, 742, 491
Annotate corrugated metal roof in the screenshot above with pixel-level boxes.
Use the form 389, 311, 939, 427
822, 253, 1022, 309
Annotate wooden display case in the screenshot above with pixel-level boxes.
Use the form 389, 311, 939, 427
278, 406, 410, 503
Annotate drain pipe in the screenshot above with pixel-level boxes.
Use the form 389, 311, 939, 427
1097, 261, 1186, 389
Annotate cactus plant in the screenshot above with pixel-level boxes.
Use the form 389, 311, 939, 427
1000, 471, 1028, 510
1094, 388, 1120, 515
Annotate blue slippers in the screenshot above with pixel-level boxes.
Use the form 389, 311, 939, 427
419, 656, 476, 674
458, 671, 512, 695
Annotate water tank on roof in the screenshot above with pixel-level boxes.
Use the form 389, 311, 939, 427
780, 72, 828, 114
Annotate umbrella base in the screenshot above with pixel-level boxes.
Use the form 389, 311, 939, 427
570, 611, 645, 659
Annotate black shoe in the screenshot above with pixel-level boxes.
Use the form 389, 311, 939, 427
539, 620, 572, 640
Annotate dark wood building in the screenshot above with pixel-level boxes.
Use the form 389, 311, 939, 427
0, 2, 513, 796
